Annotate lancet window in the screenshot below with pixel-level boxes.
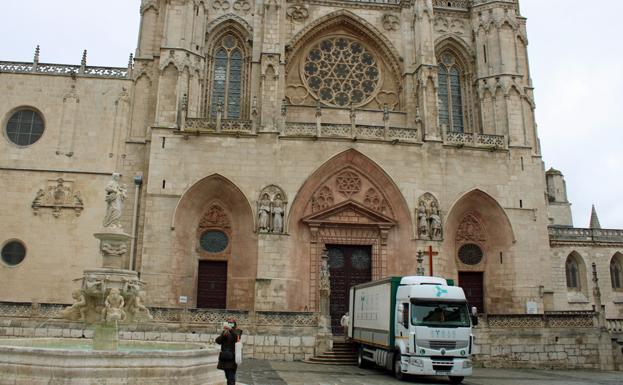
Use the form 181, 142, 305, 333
206, 33, 246, 120
437, 52, 464, 133
565, 255, 581, 290
611, 254, 622, 289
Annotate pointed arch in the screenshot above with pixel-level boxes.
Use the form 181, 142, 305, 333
171, 174, 257, 310
203, 19, 252, 119
611, 252, 623, 290
565, 251, 587, 292
285, 10, 403, 92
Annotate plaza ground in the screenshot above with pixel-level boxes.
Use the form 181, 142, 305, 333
233, 360, 623, 385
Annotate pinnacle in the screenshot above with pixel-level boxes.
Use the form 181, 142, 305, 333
589, 204, 601, 229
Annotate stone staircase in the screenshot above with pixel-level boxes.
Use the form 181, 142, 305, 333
305, 340, 358, 365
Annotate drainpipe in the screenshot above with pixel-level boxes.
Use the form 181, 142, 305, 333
129, 173, 143, 272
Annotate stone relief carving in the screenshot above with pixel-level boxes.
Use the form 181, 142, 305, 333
286, 1, 309, 22
336, 171, 362, 198
103, 173, 127, 229
416, 193, 443, 240
363, 188, 389, 215
319, 249, 331, 293
382, 14, 400, 31
199, 204, 231, 231
101, 288, 126, 322
233, 0, 251, 14
434, 16, 466, 36
31, 178, 84, 217
456, 212, 486, 243
257, 185, 288, 234
311, 186, 334, 212
212, 0, 230, 11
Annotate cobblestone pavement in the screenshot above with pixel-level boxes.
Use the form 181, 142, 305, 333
235, 360, 623, 385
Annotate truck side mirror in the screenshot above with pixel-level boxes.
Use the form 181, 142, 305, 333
397, 303, 404, 321
471, 306, 477, 316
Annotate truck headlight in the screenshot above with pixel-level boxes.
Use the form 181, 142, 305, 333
410, 357, 424, 367
462, 360, 472, 369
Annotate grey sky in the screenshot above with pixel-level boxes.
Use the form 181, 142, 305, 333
1, 0, 620, 229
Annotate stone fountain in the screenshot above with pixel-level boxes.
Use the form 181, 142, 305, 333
0, 173, 223, 385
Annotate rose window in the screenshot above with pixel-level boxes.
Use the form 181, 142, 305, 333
303, 37, 380, 107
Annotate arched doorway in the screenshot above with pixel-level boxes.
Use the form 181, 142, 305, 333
289, 149, 412, 332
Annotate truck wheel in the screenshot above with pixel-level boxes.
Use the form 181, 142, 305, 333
449, 376, 464, 384
393, 354, 406, 381
357, 347, 369, 368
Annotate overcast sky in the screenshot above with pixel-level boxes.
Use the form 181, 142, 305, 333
0, 0, 621, 229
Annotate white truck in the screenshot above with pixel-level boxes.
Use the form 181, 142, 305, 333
347, 276, 477, 384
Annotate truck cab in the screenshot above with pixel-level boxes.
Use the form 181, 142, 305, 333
394, 276, 475, 383
349, 276, 476, 384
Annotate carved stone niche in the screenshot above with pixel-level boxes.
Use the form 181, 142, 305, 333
32, 178, 84, 217
416, 193, 443, 241
257, 185, 288, 234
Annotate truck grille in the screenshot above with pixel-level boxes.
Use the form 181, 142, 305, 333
429, 341, 456, 350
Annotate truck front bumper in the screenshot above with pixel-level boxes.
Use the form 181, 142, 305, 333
401, 356, 472, 377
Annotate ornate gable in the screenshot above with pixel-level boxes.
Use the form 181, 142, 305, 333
302, 200, 395, 228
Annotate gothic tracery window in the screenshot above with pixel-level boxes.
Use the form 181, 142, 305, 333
208, 34, 245, 120
303, 36, 380, 107
437, 52, 464, 133
611, 254, 622, 290
565, 255, 581, 290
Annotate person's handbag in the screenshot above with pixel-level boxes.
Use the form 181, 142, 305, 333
219, 349, 234, 361
235, 336, 243, 364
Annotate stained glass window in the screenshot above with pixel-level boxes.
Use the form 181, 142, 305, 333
200, 230, 229, 253
303, 37, 380, 107
1, 241, 26, 266
458, 244, 483, 265
437, 53, 464, 133
210, 35, 243, 119
611, 256, 622, 289
566, 256, 580, 289
6, 109, 44, 146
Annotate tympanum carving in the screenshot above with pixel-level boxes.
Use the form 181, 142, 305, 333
456, 212, 486, 242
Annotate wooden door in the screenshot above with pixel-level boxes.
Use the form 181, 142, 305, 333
327, 245, 372, 335
197, 261, 227, 309
458, 272, 484, 313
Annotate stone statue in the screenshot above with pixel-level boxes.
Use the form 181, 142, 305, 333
103, 173, 127, 229
417, 201, 429, 238
102, 288, 126, 322
258, 193, 271, 232
61, 289, 88, 321
430, 202, 442, 240
131, 290, 153, 321
272, 193, 284, 233
83, 274, 103, 295
319, 251, 331, 293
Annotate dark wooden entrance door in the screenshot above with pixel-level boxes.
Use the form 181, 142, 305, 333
197, 261, 227, 309
326, 245, 372, 335
458, 272, 484, 313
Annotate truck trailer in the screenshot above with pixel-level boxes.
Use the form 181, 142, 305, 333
347, 276, 477, 383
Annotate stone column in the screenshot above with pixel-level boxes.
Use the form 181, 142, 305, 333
316, 249, 332, 354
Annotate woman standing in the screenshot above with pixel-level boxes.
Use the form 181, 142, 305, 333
215, 318, 242, 385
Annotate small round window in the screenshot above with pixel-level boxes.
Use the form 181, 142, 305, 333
458, 244, 483, 265
200, 230, 229, 253
5, 109, 45, 146
1, 241, 26, 266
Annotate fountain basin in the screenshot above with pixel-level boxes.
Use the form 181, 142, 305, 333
0, 338, 223, 385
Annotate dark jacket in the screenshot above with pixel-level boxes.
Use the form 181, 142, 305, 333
215, 328, 242, 370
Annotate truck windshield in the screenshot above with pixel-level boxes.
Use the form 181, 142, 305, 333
411, 301, 470, 327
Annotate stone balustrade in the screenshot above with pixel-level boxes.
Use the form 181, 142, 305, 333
433, 0, 470, 9
0, 61, 129, 79
444, 131, 507, 149
548, 226, 623, 244
607, 319, 623, 333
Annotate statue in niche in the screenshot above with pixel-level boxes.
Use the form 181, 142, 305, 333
102, 288, 126, 322
258, 193, 271, 232
272, 193, 285, 233
430, 202, 443, 240
319, 250, 331, 294
417, 201, 429, 237
61, 289, 88, 321
103, 173, 127, 229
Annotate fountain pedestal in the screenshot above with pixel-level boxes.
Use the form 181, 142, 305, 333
92, 321, 119, 351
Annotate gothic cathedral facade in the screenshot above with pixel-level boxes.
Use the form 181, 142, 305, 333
1, 0, 622, 326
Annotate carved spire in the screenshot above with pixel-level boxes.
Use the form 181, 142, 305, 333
589, 205, 601, 229
33, 45, 40, 64
81, 50, 88, 67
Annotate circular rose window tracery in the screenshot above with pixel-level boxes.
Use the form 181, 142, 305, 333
303, 36, 380, 107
